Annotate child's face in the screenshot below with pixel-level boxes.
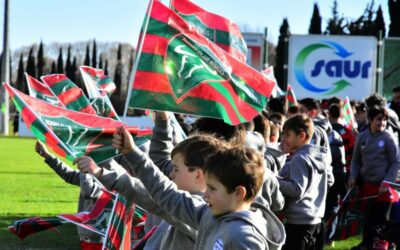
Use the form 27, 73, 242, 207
204, 173, 237, 216
280, 129, 305, 154
170, 153, 201, 192
369, 114, 387, 133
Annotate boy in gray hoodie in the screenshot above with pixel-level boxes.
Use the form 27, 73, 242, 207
278, 114, 333, 250
106, 125, 286, 250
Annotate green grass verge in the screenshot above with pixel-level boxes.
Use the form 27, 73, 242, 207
0, 136, 80, 249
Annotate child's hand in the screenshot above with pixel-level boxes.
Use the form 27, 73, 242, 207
112, 126, 135, 155
347, 178, 356, 189
74, 156, 103, 178
154, 111, 169, 120
35, 141, 52, 159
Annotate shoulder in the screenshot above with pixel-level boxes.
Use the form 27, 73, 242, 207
223, 221, 266, 249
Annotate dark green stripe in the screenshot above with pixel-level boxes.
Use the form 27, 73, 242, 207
131, 90, 234, 124
65, 95, 91, 111
146, 16, 180, 39
215, 30, 247, 54
30, 119, 47, 142
137, 53, 165, 74
49, 80, 75, 95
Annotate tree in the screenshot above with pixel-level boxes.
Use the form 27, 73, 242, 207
375, 5, 386, 37
26, 46, 36, 80
112, 60, 123, 114
117, 43, 122, 61
98, 54, 103, 70
16, 53, 25, 93
309, 3, 322, 34
274, 18, 290, 89
92, 39, 97, 68
50, 61, 57, 74
84, 43, 90, 66
388, 0, 400, 37
37, 41, 45, 77
57, 47, 64, 74
65, 45, 73, 79
104, 60, 109, 75
324, 0, 347, 35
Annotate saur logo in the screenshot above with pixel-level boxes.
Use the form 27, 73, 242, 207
294, 40, 372, 95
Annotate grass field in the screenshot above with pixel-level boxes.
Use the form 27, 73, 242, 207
0, 136, 361, 249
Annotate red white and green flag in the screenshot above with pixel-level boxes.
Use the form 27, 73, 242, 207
80, 66, 120, 120
25, 74, 60, 106
286, 84, 298, 107
128, 0, 275, 125
170, 0, 247, 62
41, 74, 98, 115
342, 96, 358, 131
80, 66, 116, 97
4, 83, 152, 163
262, 66, 283, 97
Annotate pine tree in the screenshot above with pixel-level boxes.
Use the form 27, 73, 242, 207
57, 47, 64, 74
92, 39, 97, 68
50, 61, 57, 74
26, 46, 36, 80
309, 3, 322, 34
37, 41, 45, 77
65, 45, 73, 79
375, 5, 386, 37
112, 61, 123, 115
84, 43, 90, 66
388, 0, 400, 37
98, 54, 103, 70
274, 18, 290, 89
325, 0, 347, 35
16, 53, 25, 92
117, 43, 122, 61
104, 60, 109, 75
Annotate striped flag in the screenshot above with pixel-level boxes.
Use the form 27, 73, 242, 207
331, 196, 375, 241
342, 96, 358, 131
170, 0, 247, 62
80, 66, 119, 120
9, 217, 64, 240
262, 66, 282, 97
286, 84, 297, 107
25, 74, 60, 106
41, 74, 98, 115
80, 66, 116, 97
128, 0, 275, 125
4, 83, 152, 163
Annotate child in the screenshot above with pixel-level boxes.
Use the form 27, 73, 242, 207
110, 126, 286, 249
348, 105, 400, 250
278, 114, 333, 250
35, 141, 124, 250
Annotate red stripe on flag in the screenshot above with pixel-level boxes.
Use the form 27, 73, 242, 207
142, 33, 169, 55
44, 132, 67, 158
134, 71, 171, 93
171, 0, 243, 37
79, 105, 97, 115
57, 88, 84, 105
26, 75, 55, 96
41, 74, 69, 87
21, 107, 36, 128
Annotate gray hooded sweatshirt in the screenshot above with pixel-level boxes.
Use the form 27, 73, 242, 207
278, 144, 333, 225
123, 148, 286, 250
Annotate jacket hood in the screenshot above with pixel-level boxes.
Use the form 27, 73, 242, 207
314, 115, 332, 134
294, 144, 327, 173
218, 202, 285, 249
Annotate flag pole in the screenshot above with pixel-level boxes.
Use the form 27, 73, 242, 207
122, 0, 155, 122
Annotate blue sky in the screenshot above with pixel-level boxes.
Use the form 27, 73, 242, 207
0, 0, 390, 50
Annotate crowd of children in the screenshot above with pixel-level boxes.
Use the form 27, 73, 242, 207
35, 89, 400, 250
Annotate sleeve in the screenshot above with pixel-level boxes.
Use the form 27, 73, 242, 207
350, 133, 363, 181
123, 148, 209, 229
149, 118, 174, 176
225, 223, 265, 250
384, 134, 400, 182
44, 156, 80, 186
261, 169, 285, 212
79, 173, 103, 199
278, 156, 310, 199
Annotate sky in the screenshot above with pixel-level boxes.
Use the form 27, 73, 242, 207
0, 0, 390, 50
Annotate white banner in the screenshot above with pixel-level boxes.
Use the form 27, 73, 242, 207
288, 35, 377, 101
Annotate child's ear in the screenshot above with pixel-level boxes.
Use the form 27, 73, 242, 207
195, 169, 204, 180
235, 186, 247, 201
300, 131, 307, 140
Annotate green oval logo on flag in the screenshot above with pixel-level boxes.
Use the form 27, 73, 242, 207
165, 34, 225, 102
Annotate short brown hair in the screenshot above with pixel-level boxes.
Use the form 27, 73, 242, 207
204, 147, 265, 201
171, 134, 228, 170
282, 114, 314, 140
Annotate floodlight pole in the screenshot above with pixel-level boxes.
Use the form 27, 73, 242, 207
0, 0, 10, 135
